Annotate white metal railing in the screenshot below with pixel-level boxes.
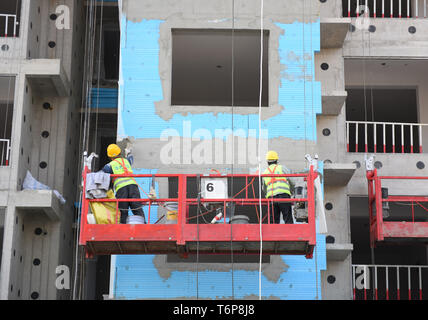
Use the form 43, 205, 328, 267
0, 138, 11, 166
346, 0, 427, 18
0, 13, 18, 37
352, 264, 428, 300
346, 120, 427, 153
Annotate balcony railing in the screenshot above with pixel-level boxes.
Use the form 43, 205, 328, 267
0, 138, 10, 166
0, 13, 18, 37
346, 120, 426, 153
344, 0, 427, 18
352, 264, 428, 300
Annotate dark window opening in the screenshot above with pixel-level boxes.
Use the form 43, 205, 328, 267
103, 30, 120, 80
342, 0, 413, 18
171, 29, 269, 107
346, 88, 419, 153
0, 0, 21, 37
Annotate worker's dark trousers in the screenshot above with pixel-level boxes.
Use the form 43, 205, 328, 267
269, 193, 293, 224
115, 184, 146, 224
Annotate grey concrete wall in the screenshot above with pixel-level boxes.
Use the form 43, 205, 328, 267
0, 0, 84, 300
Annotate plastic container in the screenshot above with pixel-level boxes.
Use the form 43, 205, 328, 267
229, 215, 249, 224
126, 215, 146, 224
164, 202, 178, 224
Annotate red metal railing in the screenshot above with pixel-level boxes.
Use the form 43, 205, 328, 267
367, 168, 428, 247
79, 165, 318, 258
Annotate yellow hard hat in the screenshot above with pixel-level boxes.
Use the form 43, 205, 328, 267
266, 150, 279, 161
107, 144, 121, 158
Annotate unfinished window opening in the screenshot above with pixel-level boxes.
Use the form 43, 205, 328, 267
0, 0, 21, 37
171, 29, 269, 107
345, 87, 420, 153
342, 0, 416, 18
91, 5, 120, 83
0, 76, 15, 166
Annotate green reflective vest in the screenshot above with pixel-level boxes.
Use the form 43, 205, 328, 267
109, 158, 136, 193
262, 164, 291, 198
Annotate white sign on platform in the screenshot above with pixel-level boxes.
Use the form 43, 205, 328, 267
201, 178, 228, 199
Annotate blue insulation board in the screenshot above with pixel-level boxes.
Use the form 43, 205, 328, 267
112, 16, 326, 299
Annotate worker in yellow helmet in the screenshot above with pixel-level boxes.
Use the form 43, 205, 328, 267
102, 144, 146, 224
262, 151, 294, 224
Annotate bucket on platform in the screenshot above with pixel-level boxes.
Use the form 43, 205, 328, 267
164, 202, 178, 224
229, 215, 249, 224
126, 215, 145, 224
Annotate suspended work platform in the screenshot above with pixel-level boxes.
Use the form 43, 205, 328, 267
79, 165, 318, 258
366, 168, 428, 248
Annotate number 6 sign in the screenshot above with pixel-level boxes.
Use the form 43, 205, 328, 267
201, 178, 228, 199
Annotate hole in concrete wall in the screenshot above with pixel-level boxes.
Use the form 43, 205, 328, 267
325, 202, 333, 210
319, 0, 327, 2
1, 44, 9, 51
33, 258, 40, 266
416, 161, 425, 169
34, 228, 42, 235
48, 41, 56, 48
374, 161, 382, 169
50, 13, 57, 20
321, 63, 329, 71
171, 29, 269, 107
322, 128, 331, 136
353, 161, 361, 168
41, 131, 49, 138
39, 161, 47, 169
31, 292, 39, 299
326, 235, 335, 243
43, 102, 52, 110
409, 26, 416, 34
327, 275, 336, 284
368, 25, 376, 32
324, 159, 332, 164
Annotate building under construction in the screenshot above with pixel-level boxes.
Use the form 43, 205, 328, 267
1, 0, 428, 300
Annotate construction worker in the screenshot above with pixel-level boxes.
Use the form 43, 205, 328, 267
262, 150, 294, 224
102, 144, 146, 224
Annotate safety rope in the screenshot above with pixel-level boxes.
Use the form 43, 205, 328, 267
257, 0, 264, 301
230, 0, 235, 299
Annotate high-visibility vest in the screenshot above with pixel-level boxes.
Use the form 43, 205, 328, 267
262, 164, 291, 198
109, 158, 136, 193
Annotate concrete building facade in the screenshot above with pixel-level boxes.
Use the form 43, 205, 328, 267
1, 0, 428, 300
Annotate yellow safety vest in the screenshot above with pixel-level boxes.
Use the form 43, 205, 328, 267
109, 158, 136, 193
262, 164, 291, 198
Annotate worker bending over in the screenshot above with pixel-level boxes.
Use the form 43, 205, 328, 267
262, 151, 294, 224
102, 144, 146, 224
